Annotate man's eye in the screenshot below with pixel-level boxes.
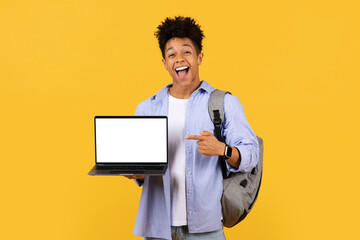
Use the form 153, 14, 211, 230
185, 51, 191, 54
168, 54, 175, 58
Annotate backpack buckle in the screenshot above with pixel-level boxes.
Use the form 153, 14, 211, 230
213, 110, 222, 125
214, 118, 222, 125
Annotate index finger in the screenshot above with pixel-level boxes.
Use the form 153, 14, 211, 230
185, 135, 205, 140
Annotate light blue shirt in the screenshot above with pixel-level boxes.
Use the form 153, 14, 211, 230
133, 81, 259, 239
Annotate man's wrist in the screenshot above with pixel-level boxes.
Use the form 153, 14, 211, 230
219, 142, 226, 156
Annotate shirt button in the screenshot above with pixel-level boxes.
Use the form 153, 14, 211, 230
188, 211, 192, 215
187, 171, 191, 175
185, 131, 189, 134
188, 190, 192, 194
187, 151, 191, 154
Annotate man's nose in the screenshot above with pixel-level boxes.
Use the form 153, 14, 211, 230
175, 54, 185, 63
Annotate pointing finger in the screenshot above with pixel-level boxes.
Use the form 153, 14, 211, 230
185, 135, 204, 140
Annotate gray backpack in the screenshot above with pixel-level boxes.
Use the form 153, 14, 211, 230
208, 89, 263, 228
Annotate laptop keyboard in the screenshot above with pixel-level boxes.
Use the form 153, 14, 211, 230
96, 165, 164, 170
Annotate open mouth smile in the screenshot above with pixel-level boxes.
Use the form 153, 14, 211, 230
175, 66, 190, 79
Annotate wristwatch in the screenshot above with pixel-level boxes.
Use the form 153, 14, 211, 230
224, 144, 232, 159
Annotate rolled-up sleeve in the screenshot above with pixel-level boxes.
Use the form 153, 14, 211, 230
222, 94, 259, 173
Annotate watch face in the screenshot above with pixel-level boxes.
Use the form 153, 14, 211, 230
225, 145, 232, 158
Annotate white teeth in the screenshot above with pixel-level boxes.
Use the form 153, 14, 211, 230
176, 66, 189, 71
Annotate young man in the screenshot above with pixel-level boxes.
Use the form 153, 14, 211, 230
129, 16, 259, 240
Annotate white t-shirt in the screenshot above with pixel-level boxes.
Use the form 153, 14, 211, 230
168, 94, 188, 226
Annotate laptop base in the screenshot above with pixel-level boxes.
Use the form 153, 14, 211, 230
88, 165, 167, 176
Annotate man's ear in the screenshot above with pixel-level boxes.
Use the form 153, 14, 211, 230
197, 52, 204, 65
162, 58, 168, 70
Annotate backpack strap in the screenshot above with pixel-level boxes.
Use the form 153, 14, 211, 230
208, 89, 231, 178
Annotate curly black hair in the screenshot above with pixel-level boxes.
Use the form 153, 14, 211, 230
155, 16, 205, 58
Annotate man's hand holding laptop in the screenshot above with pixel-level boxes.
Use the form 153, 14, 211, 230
124, 175, 145, 180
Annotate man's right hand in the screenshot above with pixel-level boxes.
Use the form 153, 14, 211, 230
124, 175, 145, 180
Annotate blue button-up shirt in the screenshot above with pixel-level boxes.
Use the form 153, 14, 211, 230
133, 81, 258, 239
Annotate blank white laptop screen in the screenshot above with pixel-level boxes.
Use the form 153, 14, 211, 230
95, 117, 167, 163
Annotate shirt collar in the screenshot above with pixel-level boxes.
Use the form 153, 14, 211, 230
151, 80, 214, 102
197, 80, 214, 93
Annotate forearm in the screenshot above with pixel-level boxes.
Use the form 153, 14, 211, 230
218, 143, 241, 169
225, 146, 241, 169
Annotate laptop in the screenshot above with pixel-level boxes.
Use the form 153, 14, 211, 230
88, 116, 168, 176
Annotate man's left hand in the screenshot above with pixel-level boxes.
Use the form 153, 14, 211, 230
186, 131, 225, 156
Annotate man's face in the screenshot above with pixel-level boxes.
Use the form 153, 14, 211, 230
162, 37, 203, 89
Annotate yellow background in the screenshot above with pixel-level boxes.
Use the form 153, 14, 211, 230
1, 0, 359, 239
